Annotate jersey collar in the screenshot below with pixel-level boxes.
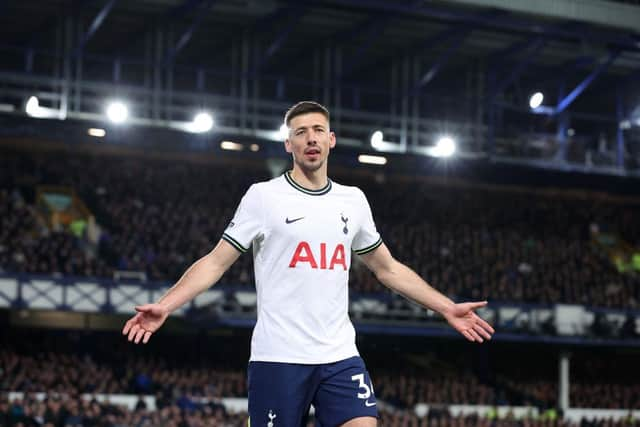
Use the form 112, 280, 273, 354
284, 171, 332, 196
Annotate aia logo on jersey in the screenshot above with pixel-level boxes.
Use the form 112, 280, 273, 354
289, 242, 347, 270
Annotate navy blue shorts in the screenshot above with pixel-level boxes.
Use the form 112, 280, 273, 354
248, 356, 378, 427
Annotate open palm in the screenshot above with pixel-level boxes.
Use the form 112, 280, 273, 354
443, 301, 495, 343
122, 304, 169, 344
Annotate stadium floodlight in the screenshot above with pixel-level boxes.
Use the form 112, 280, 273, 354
25, 96, 41, 116
25, 95, 61, 119
192, 112, 213, 133
250, 144, 260, 152
25, 96, 60, 118
221, 141, 243, 151
432, 136, 456, 158
88, 128, 106, 137
529, 92, 544, 109
106, 101, 128, 124
358, 154, 387, 165
279, 123, 289, 139
370, 130, 384, 148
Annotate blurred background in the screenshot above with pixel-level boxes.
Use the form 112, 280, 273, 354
0, 0, 640, 425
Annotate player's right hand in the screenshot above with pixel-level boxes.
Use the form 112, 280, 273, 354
122, 304, 169, 344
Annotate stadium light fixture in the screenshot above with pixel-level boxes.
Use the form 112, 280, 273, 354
250, 144, 260, 152
370, 130, 384, 149
88, 128, 106, 137
192, 112, 214, 133
25, 96, 40, 116
221, 141, 243, 151
358, 154, 387, 165
431, 136, 456, 158
529, 92, 544, 109
25, 96, 59, 118
106, 101, 128, 124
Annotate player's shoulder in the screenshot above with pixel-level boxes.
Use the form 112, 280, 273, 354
246, 175, 283, 193
329, 179, 366, 199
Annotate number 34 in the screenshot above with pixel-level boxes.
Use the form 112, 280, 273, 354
351, 373, 374, 399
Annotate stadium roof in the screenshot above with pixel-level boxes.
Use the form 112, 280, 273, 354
0, 0, 638, 174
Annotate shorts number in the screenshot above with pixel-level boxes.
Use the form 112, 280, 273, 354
350, 373, 374, 399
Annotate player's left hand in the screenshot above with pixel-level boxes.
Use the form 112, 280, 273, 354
443, 301, 495, 343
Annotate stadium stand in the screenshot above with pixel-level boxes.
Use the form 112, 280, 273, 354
1, 146, 639, 309
2, 330, 638, 413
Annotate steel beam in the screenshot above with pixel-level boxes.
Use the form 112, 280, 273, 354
327, 0, 640, 53
342, 6, 502, 84
203, 3, 304, 73
342, 25, 467, 84
257, 5, 308, 70
555, 82, 568, 163
163, 0, 216, 65
270, 1, 421, 78
554, 50, 621, 115
491, 37, 546, 98
616, 88, 625, 169
73, 0, 119, 58
413, 29, 471, 92
15, 0, 100, 51
488, 23, 587, 97
338, 1, 425, 80
487, 68, 497, 156
338, 13, 393, 80
102, 0, 204, 56
490, 37, 539, 63
515, 56, 596, 97
24, 48, 34, 73
267, 11, 386, 76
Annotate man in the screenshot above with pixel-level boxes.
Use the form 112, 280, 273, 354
123, 101, 494, 426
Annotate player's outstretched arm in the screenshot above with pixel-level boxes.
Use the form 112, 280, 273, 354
358, 243, 494, 343
122, 239, 241, 344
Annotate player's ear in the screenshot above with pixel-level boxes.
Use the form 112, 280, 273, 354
329, 131, 336, 149
284, 138, 292, 153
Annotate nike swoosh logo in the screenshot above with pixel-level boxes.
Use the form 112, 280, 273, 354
365, 400, 376, 407
285, 216, 305, 224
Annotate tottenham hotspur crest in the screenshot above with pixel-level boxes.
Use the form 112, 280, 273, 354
340, 213, 348, 235
267, 410, 276, 427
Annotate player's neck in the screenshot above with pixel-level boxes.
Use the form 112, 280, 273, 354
289, 167, 329, 190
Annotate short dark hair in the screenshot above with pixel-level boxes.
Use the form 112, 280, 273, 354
284, 101, 330, 127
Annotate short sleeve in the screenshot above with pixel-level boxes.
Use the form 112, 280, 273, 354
352, 189, 383, 255
222, 184, 263, 254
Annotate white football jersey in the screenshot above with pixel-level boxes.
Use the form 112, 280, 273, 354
222, 171, 382, 364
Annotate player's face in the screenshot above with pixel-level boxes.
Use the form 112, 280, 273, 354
285, 112, 336, 173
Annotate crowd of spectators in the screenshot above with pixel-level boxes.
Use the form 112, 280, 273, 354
347, 176, 640, 309
375, 368, 498, 408
2, 393, 638, 427
0, 350, 246, 400
2, 348, 517, 408
1, 146, 640, 310
0, 149, 262, 284
0, 330, 248, 402
1, 331, 639, 411
568, 356, 640, 409
0, 188, 111, 278
0, 393, 247, 427
376, 409, 639, 427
